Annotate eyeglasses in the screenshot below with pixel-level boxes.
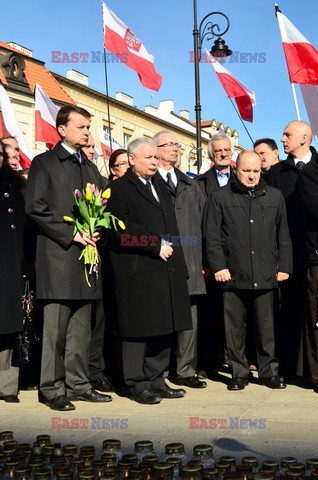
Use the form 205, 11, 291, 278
157, 142, 182, 148
114, 162, 128, 169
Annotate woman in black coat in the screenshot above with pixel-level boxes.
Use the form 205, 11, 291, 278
0, 142, 26, 402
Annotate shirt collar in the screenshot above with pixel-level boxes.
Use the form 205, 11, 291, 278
294, 150, 312, 165
216, 168, 230, 178
61, 142, 79, 156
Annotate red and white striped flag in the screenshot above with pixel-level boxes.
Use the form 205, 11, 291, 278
35, 84, 60, 149
99, 128, 122, 160
103, 2, 162, 91
0, 81, 33, 169
276, 8, 318, 85
300, 85, 318, 141
207, 52, 256, 122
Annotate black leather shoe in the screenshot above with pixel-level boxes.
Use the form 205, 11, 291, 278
175, 376, 207, 388
260, 376, 287, 389
69, 389, 112, 402
3, 395, 20, 403
227, 378, 249, 391
152, 384, 186, 398
91, 376, 115, 392
45, 395, 76, 411
130, 389, 162, 405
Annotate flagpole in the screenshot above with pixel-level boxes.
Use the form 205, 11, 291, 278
101, 0, 112, 173
229, 98, 255, 146
290, 83, 301, 120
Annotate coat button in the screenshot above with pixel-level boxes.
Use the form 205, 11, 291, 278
4, 192, 9, 197
254, 282, 258, 287
250, 219, 254, 223
168, 267, 174, 272
8, 208, 13, 213
251, 250, 255, 254
11, 224, 16, 229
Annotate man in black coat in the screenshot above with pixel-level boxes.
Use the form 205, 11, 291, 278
25, 105, 111, 411
268, 120, 316, 379
196, 134, 234, 377
296, 152, 318, 390
107, 137, 192, 404
204, 150, 292, 390
153, 130, 206, 389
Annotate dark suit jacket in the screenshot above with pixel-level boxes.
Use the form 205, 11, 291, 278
107, 168, 192, 337
25, 142, 108, 300
196, 165, 234, 198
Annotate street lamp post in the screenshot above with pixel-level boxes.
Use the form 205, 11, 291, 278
193, 0, 232, 171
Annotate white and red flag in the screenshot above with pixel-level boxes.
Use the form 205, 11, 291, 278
102, 2, 162, 91
35, 83, 60, 149
300, 85, 318, 141
0, 81, 33, 169
207, 52, 256, 122
99, 128, 122, 160
276, 8, 318, 85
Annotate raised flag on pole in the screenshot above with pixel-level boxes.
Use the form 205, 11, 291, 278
0, 81, 33, 169
102, 2, 162, 91
276, 9, 318, 85
300, 85, 318, 141
99, 128, 122, 160
207, 51, 256, 122
35, 84, 60, 149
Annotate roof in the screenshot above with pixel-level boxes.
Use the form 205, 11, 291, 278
0, 41, 73, 104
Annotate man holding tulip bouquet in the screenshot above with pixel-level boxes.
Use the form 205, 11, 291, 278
25, 105, 111, 411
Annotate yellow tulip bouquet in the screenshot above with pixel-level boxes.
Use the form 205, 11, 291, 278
64, 183, 125, 286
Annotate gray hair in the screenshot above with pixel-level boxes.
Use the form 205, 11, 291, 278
127, 137, 157, 156
208, 134, 233, 159
152, 130, 173, 145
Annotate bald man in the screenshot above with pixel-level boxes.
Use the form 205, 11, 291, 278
204, 150, 292, 390
268, 120, 317, 379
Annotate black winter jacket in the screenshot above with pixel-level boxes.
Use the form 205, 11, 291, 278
203, 176, 293, 290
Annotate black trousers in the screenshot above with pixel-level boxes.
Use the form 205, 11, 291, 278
89, 299, 106, 381
297, 265, 318, 383
224, 289, 279, 379
40, 300, 92, 400
122, 334, 171, 395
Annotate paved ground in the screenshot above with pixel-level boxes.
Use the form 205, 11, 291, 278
1, 371, 318, 464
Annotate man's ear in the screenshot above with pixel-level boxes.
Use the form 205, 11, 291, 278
57, 124, 66, 139
128, 154, 135, 167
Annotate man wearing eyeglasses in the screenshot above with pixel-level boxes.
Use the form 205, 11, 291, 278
154, 131, 207, 389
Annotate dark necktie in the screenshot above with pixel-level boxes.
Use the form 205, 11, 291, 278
166, 172, 176, 194
296, 160, 305, 171
146, 179, 159, 203
74, 152, 81, 163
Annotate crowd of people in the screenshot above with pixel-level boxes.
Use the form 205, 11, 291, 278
0, 104, 317, 411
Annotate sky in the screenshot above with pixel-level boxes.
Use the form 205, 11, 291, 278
2, 0, 318, 156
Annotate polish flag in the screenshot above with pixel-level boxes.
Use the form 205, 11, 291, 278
102, 2, 162, 91
35, 84, 60, 149
300, 85, 318, 141
99, 128, 122, 160
207, 51, 256, 122
276, 8, 318, 85
0, 81, 33, 169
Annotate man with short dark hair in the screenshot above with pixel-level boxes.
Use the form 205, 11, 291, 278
204, 150, 292, 390
254, 138, 279, 178
25, 104, 111, 411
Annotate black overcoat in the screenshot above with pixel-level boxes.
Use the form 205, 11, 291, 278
203, 177, 293, 290
196, 165, 234, 198
107, 169, 192, 338
267, 147, 317, 273
296, 153, 318, 266
0, 168, 24, 334
25, 142, 108, 300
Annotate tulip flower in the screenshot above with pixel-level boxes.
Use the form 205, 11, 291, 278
94, 189, 100, 197
85, 190, 93, 201
102, 188, 111, 199
63, 216, 75, 223
102, 199, 108, 206
118, 220, 126, 230
75, 189, 82, 198
90, 183, 96, 192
